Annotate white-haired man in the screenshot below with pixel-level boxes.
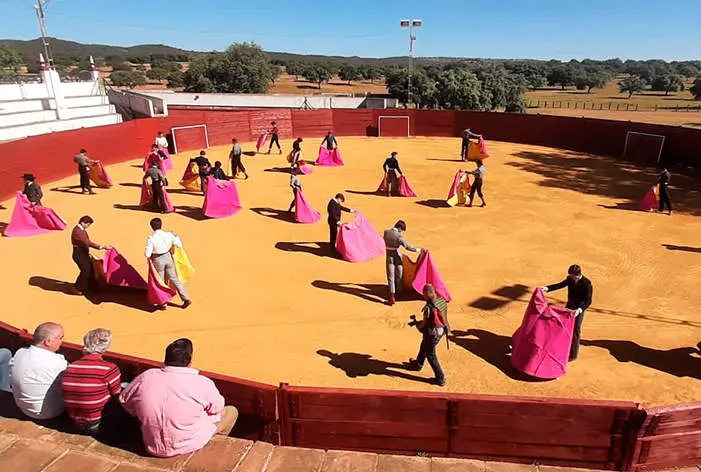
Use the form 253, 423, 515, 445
10, 322, 68, 419
62, 328, 122, 435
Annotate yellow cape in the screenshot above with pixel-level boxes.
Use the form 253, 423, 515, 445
171, 246, 195, 284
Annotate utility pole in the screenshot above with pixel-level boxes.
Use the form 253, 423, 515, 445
34, 0, 54, 68
400, 19, 422, 109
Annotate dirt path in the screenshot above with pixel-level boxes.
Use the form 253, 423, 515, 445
2, 137, 700, 406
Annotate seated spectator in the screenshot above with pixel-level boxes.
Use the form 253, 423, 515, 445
10, 322, 68, 419
119, 338, 238, 457
62, 328, 121, 436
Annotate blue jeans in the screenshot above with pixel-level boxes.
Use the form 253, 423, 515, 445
416, 335, 445, 383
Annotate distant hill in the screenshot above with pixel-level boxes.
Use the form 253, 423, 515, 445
0, 37, 457, 66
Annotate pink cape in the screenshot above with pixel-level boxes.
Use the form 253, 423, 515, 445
256, 132, 268, 151
316, 147, 344, 167
638, 185, 659, 211
446, 171, 462, 201
336, 211, 385, 263
3, 192, 66, 237
299, 163, 314, 175
179, 162, 200, 191
143, 151, 167, 175
377, 175, 418, 197
140, 181, 175, 213
511, 288, 575, 379
102, 248, 148, 289
158, 147, 174, 171
89, 161, 113, 188
294, 188, 321, 224
404, 250, 452, 302
202, 176, 242, 218
147, 259, 176, 305
467, 137, 490, 161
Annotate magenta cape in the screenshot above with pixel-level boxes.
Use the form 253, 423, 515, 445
147, 259, 176, 305
140, 181, 175, 212
294, 188, 321, 224
143, 151, 167, 175
179, 162, 200, 192
4, 192, 66, 237
377, 175, 418, 197
256, 132, 268, 151
89, 161, 113, 188
446, 171, 471, 206
158, 147, 174, 171
202, 176, 242, 218
103, 248, 147, 289
403, 250, 452, 302
336, 211, 385, 263
638, 185, 659, 211
511, 288, 575, 379
299, 164, 314, 175
466, 137, 490, 161
316, 147, 344, 167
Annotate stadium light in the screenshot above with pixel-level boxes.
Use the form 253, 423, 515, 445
400, 19, 422, 108
34, 0, 54, 68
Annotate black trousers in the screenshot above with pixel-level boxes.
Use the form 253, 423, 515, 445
329, 221, 338, 247
269, 134, 281, 151
72, 246, 93, 292
79, 166, 91, 191
461, 140, 469, 158
659, 184, 672, 212
469, 179, 484, 200
289, 187, 298, 211
569, 309, 585, 360
152, 182, 165, 212
416, 335, 445, 383
231, 155, 246, 175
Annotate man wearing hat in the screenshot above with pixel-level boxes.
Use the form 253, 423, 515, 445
73, 149, 99, 195
22, 174, 43, 206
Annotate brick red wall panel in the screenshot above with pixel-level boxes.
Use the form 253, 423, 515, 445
415, 110, 456, 137
171, 126, 208, 154
249, 109, 293, 139
291, 110, 333, 138
203, 110, 253, 147
332, 109, 374, 136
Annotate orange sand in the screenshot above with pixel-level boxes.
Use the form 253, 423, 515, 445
2, 137, 700, 406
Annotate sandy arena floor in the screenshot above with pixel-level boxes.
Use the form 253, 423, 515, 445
1, 137, 700, 406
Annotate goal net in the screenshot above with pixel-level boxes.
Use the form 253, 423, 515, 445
623, 131, 665, 164
378, 116, 410, 137
171, 124, 209, 154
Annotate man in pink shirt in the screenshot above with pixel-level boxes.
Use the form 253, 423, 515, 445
119, 339, 238, 457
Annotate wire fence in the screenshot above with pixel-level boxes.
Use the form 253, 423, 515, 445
526, 100, 701, 112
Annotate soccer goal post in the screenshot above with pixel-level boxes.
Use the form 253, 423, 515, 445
623, 131, 665, 164
378, 116, 410, 137
171, 124, 209, 154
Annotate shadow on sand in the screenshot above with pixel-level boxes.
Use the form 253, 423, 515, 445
317, 349, 434, 384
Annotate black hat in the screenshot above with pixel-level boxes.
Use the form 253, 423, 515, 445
22, 173, 35, 181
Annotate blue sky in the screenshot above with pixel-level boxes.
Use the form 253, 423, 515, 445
1, 0, 698, 60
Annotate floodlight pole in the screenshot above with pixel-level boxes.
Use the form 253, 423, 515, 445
400, 19, 421, 109
34, 0, 54, 68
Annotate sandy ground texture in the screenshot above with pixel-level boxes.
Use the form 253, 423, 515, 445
1, 137, 700, 406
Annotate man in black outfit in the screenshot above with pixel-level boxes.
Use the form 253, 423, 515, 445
268, 121, 281, 154
22, 174, 43, 206
209, 161, 230, 181
327, 193, 355, 250
406, 284, 449, 386
657, 168, 672, 215
143, 163, 168, 213
542, 264, 593, 361
189, 151, 212, 194
382, 152, 403, 196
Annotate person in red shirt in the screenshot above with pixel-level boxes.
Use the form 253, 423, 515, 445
70, 215, 110, 295
62, 328, 122, 435
268, 121, 281, 154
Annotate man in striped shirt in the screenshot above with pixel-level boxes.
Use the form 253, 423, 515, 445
62, 328, 121, 435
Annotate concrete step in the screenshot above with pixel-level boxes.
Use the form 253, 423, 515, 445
0, 104, 116, 129
0, 96, 109, 115
0, 113, 123, 141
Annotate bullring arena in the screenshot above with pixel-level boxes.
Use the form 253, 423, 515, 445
2, 109, 701, 470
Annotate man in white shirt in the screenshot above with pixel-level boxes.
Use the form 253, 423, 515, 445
145, 217, 191, 310
155, 131, 169, 149
10, 322, 68, 419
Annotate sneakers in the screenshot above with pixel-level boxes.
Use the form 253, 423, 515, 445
156, 304, 167, 311
182, 300, 192, 309
388, 294, 396, 306
434, 378, 446, 387
405, 359, 420, 371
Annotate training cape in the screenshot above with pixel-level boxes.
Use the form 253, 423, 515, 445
143, 151, 167, 175
140, 181, 175, 212
89, 162, 113, 188
466, 137, 490, 161
401, 250, 452, 302
3, 192, 67, 237
511, 288, 575, 379
256, 132, 268, 151
180, 162, 201, 192
316, 146, 344, 167
103, 247, 148, 289
446, 171, 471, 206
336, 211, 385, 263
638, 185, 659, 211
377, 175, 418, 197
294, 188, 321, 224
202, 176, 242, 218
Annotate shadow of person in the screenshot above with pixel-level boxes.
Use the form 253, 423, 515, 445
425, 158, 463, 163
316, 349, 433, 384
29, 276, 156, 313
119, 182, 143, 188
243, 151, 257, 156
581, 339, 701, 379
276, 241, 333, 258
449, 329, 546, 382
50, 185, 86, 195
263, 167, 292, 174
0, 222, 7, 234
415, 199, 451, 209
311, 280, 386, 304
113, 204, 159, 213
345, 189, 382, 196
173, 205, 208, 221
251, 207, 295, 223
597, 203, 645, 213
663, 244, 701, 254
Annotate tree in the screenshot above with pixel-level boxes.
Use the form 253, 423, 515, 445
475, 66, 517, 110
150, 59, 181, 72
338, 64, 362, 85
286, 62, 302, 80
435, 69, 486, 110
360, 65, 381, 83
385, 68, 437, 109
146, 68, 169, 80
302, 63, 332, 89
650, 74, 684, 95
547, 65, 574, 90
689, 78, 701, 100
270, 65, 282, 85
166, 71, 184, 89
618, 75, 646, 98
182, 42, 275, 93
0, 46, 22, 71
109, 71, 146, 88
574, 72, 607, 93
504, 84, 527, 113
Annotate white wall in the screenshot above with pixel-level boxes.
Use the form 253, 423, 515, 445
0, 114, 122, 141
139, 91, 368, 109
0, 80, 100, 102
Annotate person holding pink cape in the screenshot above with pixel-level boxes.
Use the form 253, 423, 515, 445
466, 160, 486, 207
383, 220, 422, 306
70, 215, 111, 296
144, 218, 192, 311
287, 167, 302, 214
143, 162, 170, 214
22, 174, 43, 206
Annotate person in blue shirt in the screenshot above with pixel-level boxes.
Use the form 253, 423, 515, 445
320, 131, 337, 150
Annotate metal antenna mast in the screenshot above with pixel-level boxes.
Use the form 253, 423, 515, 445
34, 0, 54, 67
